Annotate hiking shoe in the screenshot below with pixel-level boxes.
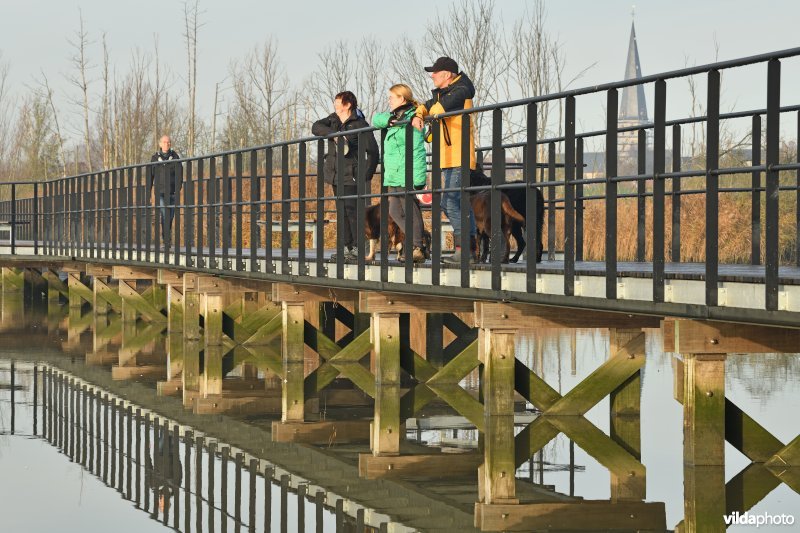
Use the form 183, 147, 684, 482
331, 246, 351, 261
442, 248, 472, 265
412, 246, 425, 263
344, 246, 359, 260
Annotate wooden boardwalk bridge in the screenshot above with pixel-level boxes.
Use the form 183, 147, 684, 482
2, 48, 800, 531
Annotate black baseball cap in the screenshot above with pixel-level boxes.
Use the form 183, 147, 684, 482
424, 56, 459, 74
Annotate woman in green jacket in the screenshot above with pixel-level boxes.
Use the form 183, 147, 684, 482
373, 84, 428, 262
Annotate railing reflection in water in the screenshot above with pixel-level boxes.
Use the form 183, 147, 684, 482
4, 362, 393, 533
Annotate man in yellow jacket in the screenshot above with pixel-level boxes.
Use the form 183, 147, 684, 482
412, 56, 477, 264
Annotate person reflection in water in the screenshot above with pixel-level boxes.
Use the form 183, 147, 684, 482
145, 424, 183, 515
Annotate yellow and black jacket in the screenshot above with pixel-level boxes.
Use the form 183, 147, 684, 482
415, 72, 476, 170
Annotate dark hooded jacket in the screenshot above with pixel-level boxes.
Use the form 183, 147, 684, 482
149, 148, 183, 197
312, 109, 379, 186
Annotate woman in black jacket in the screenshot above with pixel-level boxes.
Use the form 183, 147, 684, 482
312, 91, 379, 260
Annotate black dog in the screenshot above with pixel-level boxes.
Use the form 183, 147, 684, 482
469, 169, 544, 263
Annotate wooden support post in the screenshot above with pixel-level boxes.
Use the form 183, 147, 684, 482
24, 268, 48, 304
167, 284, 184, 334
119, 280, 138, 323
203, 347, 223, 397
44, 270, 64, 302
684, 353, 726, 466
182, 339, 202, 405
372, 312, 401, 456
673, 356, 685, 403
93, 276, 110, 315
281, 301, 305, 422
683, 465, 726, 532
609, 328, 644, 502
167, 332, 183, 380
183, 275, 201, 340
204, 294, 223, 346
2, 267, 23, 293
67, 273, 90, 309
481, 327, 518, 505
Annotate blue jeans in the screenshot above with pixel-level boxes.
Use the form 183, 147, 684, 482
158, 195, 175, 243
441, 167, 476, 241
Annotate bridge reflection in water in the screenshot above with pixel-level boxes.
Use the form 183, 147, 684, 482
1, 291, 797, 532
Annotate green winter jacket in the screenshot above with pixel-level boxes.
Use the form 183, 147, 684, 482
372, 106, 427, 188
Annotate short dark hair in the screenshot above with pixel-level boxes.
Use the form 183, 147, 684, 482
335, 91, 358, 110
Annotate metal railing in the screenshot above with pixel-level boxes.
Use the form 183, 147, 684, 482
1, 47, 800, 319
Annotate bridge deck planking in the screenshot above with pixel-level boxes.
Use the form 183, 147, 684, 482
4, 241, 800, 283
5, 242, 800, 321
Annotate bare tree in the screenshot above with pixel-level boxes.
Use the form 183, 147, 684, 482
304, 39, 354, 120
37, 73, 68, 176
227, 38, 290, 146
353, 36, 387, 120
0, 53, 13, 172
100, 33, 112, 169
183, 0, 203, 157
66, 9, 94, 172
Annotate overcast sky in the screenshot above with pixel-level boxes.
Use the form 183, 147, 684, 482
2, 0, 799, 140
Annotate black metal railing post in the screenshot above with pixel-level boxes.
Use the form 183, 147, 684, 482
563, 96, 576, 296
404, 123, 414, 281
526, 102, 539, 292
222, 153, 232, 269
10, 182, 16, 254
335, 138, 345, 278
379, 129, 389, 282
356, 132, 367, 281
208, 157, 217, 269
249, 150, 259, 272
636, 128, 647, 262
281, 145, 290, 275
672, 124, 682, 262
264, 149, 273, 273
575, 136, 584, 264
33, 182, 39, 255
765, 59, 781, 310
235, 151, 244, 270
430, 123, 442, 283
751, 114, 762, 265
314, 141, 324, 276
490, 108, 504, 290
547, 142, 556, 261
459, 112, 471, 286
653, 79, 667, 303
185, 160, 195, 267
605, 89, 618, 299
705, 69, 721, 308
298, 142, 307, 275
196, 159, 205, 268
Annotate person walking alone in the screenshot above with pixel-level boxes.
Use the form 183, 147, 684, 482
149, 135, 182, 248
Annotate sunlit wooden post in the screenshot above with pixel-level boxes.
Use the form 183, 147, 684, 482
480, 325, 519, 504
281, 299, 305, 422
372, 311, 401, 456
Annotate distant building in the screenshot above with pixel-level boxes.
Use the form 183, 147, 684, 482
619, 21, 649, 161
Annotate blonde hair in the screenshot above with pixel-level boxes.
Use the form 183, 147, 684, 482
389, 84, 419, 108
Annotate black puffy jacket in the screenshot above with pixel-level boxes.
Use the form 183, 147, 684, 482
149, 149, 183, 197
312, 109, 379, 186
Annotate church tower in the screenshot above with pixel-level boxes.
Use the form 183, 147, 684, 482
619, 21, 648, 161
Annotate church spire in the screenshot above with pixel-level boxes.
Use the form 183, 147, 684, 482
619, 21, 648, 122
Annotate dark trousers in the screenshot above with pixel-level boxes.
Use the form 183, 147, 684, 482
339, 184, 358, 248
158, 194, 175, 243
387, 186, 424, 247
